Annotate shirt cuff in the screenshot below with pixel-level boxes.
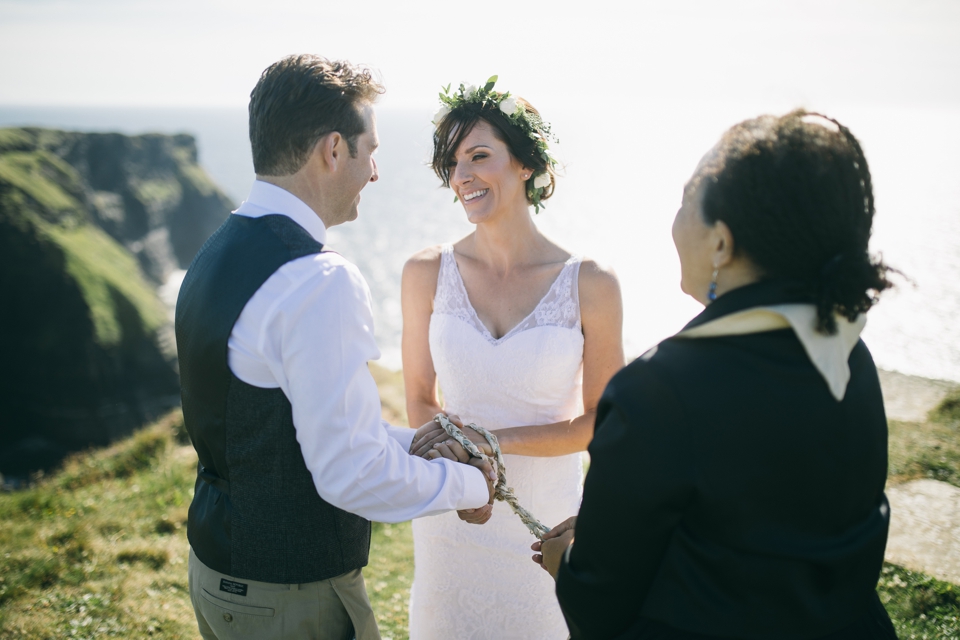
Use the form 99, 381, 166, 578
454, 461, 491, 510
383, 421, 416, 453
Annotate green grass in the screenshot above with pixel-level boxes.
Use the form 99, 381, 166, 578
131, 178, 183, 213
0, 414, 197, 638
888, 388, 960, 489
878, 564, 960, 639
0, 142, 169, 348
1, 372, 957, 639
45, 222, 168, 346
0, 149, 84, 215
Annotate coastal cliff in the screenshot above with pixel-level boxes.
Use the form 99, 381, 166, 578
0, 127, 232, 475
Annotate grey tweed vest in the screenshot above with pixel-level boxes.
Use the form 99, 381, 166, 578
175, 213, 370, 584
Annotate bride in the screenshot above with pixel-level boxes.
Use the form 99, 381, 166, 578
401, 79, 625, 639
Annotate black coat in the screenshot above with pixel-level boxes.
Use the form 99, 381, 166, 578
556, 280, 894, 639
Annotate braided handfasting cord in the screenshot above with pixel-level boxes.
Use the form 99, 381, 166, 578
432, 413, 551, 540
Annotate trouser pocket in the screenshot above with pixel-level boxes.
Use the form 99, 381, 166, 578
198, 587, 277, 638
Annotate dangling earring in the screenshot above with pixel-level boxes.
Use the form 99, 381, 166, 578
707, 268, 719, 302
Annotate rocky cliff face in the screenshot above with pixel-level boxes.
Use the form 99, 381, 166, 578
0, 127, 232, 476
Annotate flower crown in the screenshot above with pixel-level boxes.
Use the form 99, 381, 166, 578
433, 75, 558, 213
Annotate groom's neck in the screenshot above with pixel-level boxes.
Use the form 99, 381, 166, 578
257, 171, 341, 230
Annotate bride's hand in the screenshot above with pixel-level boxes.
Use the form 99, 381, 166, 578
409, 415, 457, 453
410, 415, 494, 458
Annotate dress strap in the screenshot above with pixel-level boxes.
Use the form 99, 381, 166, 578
432, 244, 474, 325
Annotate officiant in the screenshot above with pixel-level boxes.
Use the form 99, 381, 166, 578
535, 111, 899, 639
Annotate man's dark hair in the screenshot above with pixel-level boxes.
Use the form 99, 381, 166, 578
249, 54, 384, 176
696, 110, 895, 334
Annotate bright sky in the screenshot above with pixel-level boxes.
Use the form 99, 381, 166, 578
1, 0, 958, 111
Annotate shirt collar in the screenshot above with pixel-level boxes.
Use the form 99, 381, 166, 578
233, 180, 327, 244
673, 280, 866, 402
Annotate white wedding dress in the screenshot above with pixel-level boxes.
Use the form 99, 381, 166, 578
409, 244, 585, 640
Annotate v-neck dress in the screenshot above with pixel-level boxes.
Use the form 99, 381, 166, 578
409, 243, 585, 639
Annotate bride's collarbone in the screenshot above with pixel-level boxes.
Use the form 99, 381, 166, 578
456, 259, 571, 339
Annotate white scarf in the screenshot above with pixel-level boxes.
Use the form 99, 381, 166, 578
672, 304, 866, 402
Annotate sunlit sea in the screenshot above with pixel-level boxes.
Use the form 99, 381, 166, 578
2, 104, 958, 382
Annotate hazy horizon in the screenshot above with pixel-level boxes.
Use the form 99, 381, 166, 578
1, 0, 958, 112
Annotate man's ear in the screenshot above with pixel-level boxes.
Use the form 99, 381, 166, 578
316, 132, 343, 171
711, 219, 736, 269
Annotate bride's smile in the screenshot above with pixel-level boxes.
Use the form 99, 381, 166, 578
462, 188, 487, 201
449, 121, 531, 223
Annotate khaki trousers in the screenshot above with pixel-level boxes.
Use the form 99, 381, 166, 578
189, 548, 381, 640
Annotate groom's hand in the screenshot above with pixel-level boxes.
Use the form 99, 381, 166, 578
457, 503, 493, 525
467, 456, 497, 504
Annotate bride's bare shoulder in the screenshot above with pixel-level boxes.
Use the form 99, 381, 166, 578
406, 244, 444, 265
577, 257, 622, 307
402, 244, 445, 293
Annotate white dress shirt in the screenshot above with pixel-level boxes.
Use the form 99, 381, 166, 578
227, 180, 489, 521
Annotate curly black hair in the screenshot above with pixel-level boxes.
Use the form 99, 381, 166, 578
695, 110, 894, 334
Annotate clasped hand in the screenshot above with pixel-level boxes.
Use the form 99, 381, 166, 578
410, 414, 496, 524
531, 516, 576, 580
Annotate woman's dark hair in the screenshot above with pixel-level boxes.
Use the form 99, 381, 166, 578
249, 54, 384, 176
431, 97, 556, 206
696, 109, 894, 334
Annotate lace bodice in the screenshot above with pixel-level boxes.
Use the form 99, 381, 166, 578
432, 243, 582, 344
409, 243, 585, 640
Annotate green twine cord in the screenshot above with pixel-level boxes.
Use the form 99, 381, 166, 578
433, 413, 551, 540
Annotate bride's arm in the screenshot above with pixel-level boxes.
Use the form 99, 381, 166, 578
401, 247, 445, 432
414, 260, 625, 457
493, 259, 625, 457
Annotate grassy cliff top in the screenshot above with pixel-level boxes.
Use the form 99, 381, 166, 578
1, 372, 958, 638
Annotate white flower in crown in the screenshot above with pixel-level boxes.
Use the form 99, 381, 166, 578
533, 172, 551, 189
499, 96, 519, 116
432, 104, 450, 125
463, 83, 478, 98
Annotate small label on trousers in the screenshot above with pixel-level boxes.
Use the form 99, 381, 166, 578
220, 578, 248, 596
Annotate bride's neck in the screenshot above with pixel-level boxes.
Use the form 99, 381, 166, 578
471, 208, 544, 273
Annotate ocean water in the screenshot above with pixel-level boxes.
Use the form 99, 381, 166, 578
2, 104, 958, 382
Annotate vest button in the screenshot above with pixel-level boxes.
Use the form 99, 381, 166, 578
223, 613, 233, 623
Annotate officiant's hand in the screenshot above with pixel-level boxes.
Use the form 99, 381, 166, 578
532, 516, 577, 580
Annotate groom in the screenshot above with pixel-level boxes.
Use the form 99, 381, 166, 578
175, 54, 494, 640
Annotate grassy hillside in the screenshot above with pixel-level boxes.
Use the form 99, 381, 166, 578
1, 376, 958, 639
0, 128, 184, 476
0, 141, 167, 347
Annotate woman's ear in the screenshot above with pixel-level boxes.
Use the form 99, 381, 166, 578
712, 220, 736, 269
